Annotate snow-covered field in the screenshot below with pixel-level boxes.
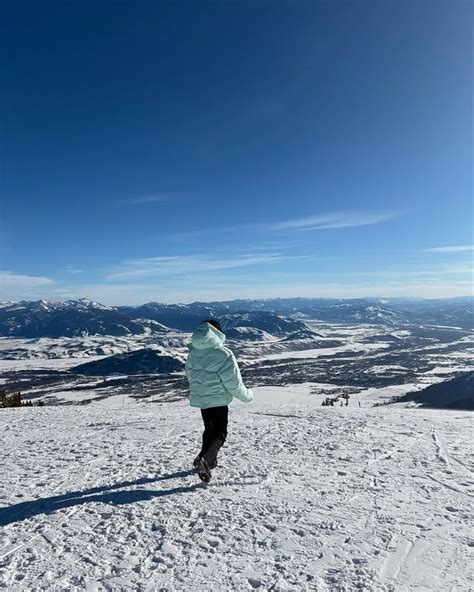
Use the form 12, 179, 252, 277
1, 387, 472, 591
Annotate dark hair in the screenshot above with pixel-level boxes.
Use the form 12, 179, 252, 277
205, 319, 222, 332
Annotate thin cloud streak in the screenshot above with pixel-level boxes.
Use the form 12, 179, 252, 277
422, 245, 474, 253
269, 210, 402, 231
0, 271, 57, 301
106, 253, 310, 281
121, 195, 168, 205
168, 209, 403, 240
0, 271, 55, 289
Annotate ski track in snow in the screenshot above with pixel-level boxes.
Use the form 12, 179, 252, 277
0, 393, 473, 592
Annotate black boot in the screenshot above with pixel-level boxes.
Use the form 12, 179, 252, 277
194, 455, 217, 470
195, 456, 212, 483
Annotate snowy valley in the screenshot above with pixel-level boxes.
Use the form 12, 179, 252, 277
0, 297, 472, 409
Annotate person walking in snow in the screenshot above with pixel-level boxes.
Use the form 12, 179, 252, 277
185, 319, 253, 482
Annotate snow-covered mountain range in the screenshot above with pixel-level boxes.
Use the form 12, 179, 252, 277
0, 299, 170, 338
1, 296, 472, 338
120, 297, 473, 330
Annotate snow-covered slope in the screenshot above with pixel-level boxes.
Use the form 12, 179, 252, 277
0, 333, 188, 362
225, 326, 277, 342
1, 387, 472, 591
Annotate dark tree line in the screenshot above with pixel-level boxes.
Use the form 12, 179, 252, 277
0, 389, 44, 408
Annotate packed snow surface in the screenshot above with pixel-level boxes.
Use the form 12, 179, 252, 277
1, 387, 472, 591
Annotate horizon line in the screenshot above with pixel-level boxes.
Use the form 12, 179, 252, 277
1, 294, 472, 307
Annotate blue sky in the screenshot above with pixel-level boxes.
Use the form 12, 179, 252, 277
1, 1, 472, 304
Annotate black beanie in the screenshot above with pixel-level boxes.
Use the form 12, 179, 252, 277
205, 319, 222, 332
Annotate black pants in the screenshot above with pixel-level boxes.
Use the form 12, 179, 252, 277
199, 405, 228, 467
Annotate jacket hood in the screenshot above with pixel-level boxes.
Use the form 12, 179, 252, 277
190, 322, 226, 349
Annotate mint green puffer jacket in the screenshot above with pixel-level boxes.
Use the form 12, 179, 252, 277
185, 322, 253, 409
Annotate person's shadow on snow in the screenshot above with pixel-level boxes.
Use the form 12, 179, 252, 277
0, 470, 200, 526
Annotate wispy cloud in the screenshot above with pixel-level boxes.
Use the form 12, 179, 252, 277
0, 271, 94, 302
106, 253, 306, 281
63, 266, 84, 274
121, 194, 167, 205
0, 271, 55, 289
269, 210, 402, 231
168, 209, 403, 241
422, 245, 474, 253
0, 271, 57, 301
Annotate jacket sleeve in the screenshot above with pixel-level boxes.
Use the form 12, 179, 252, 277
217, 351, 253, 403
184, 355, 192, 382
